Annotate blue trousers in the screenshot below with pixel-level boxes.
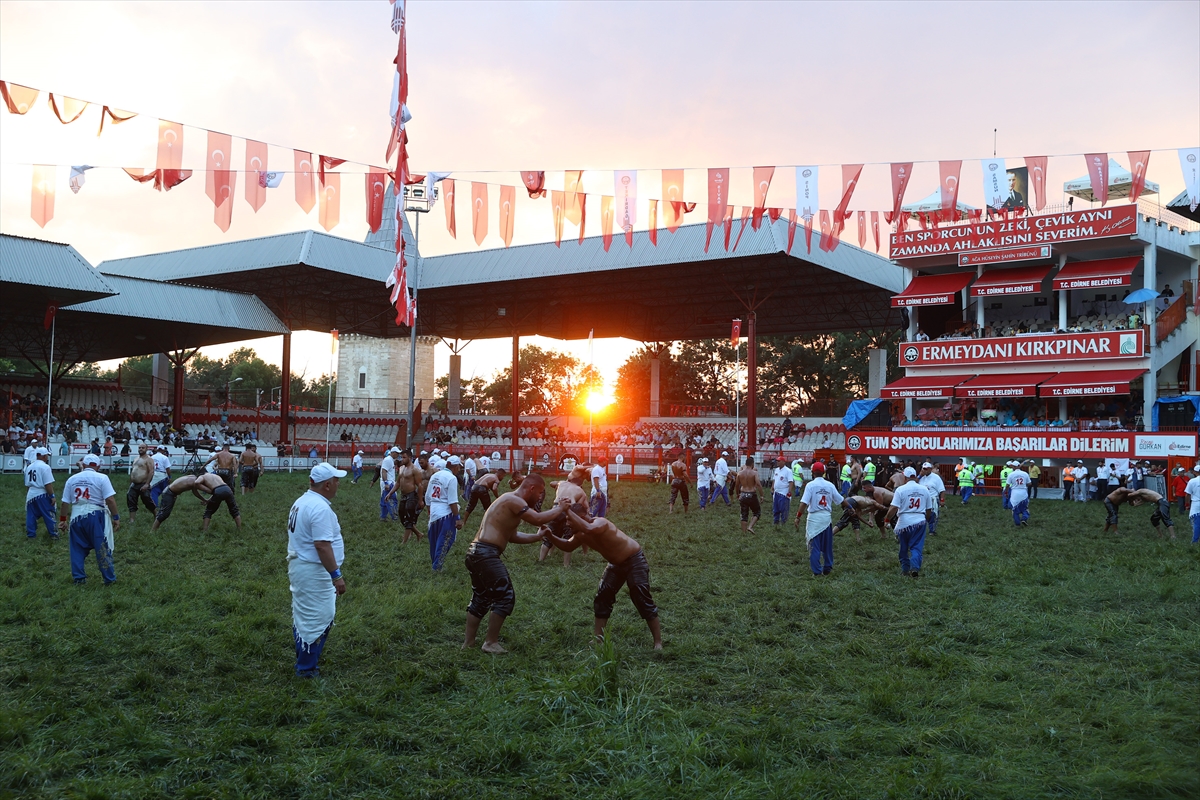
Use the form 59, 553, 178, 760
590, 492, 607, 518
294, 623, 330, 677
379, 483, 398, 520
809, 526, 833, 575
352, 465, 363, 482
150, 478, 169, 507
959, 486, 973, 504
1191, 513, 1200, 544
70, 510, 114, 584
1002, 487, 1011, 510
698, 486, 710, 509
1012, 498, 1030, 526
840, 480, 851, 495
711, 483, 730, 505
429, 514, 458, 571
26, 494, 56, 537
772, 492, 790, 524
927, 509, 939, 535
897, 522, 926, 575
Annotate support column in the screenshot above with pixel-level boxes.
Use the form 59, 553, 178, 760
649, 357, 661, 416
448, 354, 462, 414
1059, 398, 1068, 422
172, 358, 186, 432
746, 313, 757, 457
907, 306, 919, 341
974, 265, 984, 329
1143, 243, 1158, 419
510, 332, 520, 466
280, 332, 292, 445
152, 353, 171, 406
1057, 253, 1068, 330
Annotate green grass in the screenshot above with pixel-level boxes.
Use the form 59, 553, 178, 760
1, 473, 1197, 799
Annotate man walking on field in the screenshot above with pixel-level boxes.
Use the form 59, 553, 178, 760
886, 467, 933, 578
771, 459, 794, 525
918, 462, 946, 535
711, 451, 732, 507
794, 462, 853, 576
239, 443, 262, 495
59, 454, 120, 585
426, 455, 465, 571
734, 457, 763, 533
1005, 461, 1032, 527
287, 462, 348, 678
667, 455, 689, 513
126, 445, 157, 522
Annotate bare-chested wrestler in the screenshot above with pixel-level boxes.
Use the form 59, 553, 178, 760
461, 470, 504, 527
860, 480, 895, 538
239, 443, 262, 495
151, 473, 232, 531
539, 465, 589, 565
833, 494, 888, 543
544, 502, 662, 649
668, 455, 690, 513
734, 456, 763, 533
204, 443, 239, 490
391, 451, 424, 543
462, 474, 567, 653
888, 466, 907, 492
1103, 486, 1175, 538
126, 444, 157, 521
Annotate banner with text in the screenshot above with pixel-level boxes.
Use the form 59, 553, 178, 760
959, 245, 1051, 268
844, 430, 1192, 460
899, 329, 1145, 367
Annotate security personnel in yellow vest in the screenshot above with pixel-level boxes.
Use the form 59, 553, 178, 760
864, 457, 876, 485
839, 460, 852, 495
958, 460, 976, 504
1000, 461, 1014, 509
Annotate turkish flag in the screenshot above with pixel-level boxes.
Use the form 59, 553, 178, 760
722, 205, 734, 251
1127, 151, 1150, 201
43, 303, 57, 331
787, 209, 799, 254
732, 206, 751, 252
731, 318, 742, 345
767, 208, 782, 222
318, 173, 340, 231
124, 168, 192, 192
97, 105, 136, 136
551, 190, 565, 247
48, 94, 88, 124
213, 169, 237, 232
564, 170, 584, 226
1024, 156, 1048, 210
157, 120, 184, 173
205, 131, 233, 207
245, 140, 268, 212
31, 165, 54, 228
705, 168, 729, 253
295, 151, 315, 213
443, 178, 456, 238
857, 210, 866, 249
319, 156, 346, 186
890, 162, 912, 223
0, 81, 38, 114
499, 185, 516, 247
601, 195, 614, 252
123, 168, 158, 184
751, 166, 774, 229
818, 210, 833, 251
471, 182, 489, 245
366, 167, 388, 233
662, 169, 685, 232
521, 171, 546, 198
832, 164, 863, 234
577, 194, 588, 244
871, 211, 880, 252
1085, 154, 1109, 206
648, 199, 658, 246
939, 160, 962, 216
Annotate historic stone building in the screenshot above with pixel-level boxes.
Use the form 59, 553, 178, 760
335, 333, 436, 413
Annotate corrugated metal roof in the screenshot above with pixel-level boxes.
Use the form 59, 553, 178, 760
0, 234, 116, 299
419, 216, 907, 294
64, 274, 288, 334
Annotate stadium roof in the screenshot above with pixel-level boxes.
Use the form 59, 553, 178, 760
0, 234, 116, 310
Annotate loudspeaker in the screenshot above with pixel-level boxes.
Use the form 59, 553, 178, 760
1157, 400, 1198, 430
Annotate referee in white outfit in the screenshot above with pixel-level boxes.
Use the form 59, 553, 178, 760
288, 462, 348, 678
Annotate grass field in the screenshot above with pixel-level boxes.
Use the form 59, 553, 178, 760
1, 470, 1197, 799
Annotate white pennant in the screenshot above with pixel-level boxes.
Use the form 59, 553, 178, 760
1180, 148, 1200, 212
795, 165, 819, 220
69, 165, 93, 194
614, 170, 637, 231
980, 158, 1006, 210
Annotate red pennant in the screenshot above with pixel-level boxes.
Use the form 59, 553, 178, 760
871, 211, 880, 252
499, 185, 516, 247
1024, 156, 1048, 211
31, 165, 54, 228
705, 168, 729, 253
663, 169, 685, 232
319, 156, 346, 186
124, 167, 192, 192
1127, 151, 1150, 201
551, 190, 565, 247
213, 170, 236, 232
731, 318, 742, 345
366, 167, 387, 233
295, 151, 315, 213
156, 120, 184, 172
521, 171, 546, 198
123, 167, 158, 184
97, 105, 136, 136
43, 303, 57, 331
969, 209, 984, 223
767, 208, 782, 222
245, 140, 267, 212
1085, 154, 1109, 205
732, 206, 751, 251
443, 178, 456, 238
832, 165, 863, 233
577, 194, 588, 244
0, 81, 39, 114
564, 170, 584, 226
751, 167, 774, 230
857, 210, 866, 249
889, 162, 912, 223
939, 160, 962, 216
471, 182, 488, 245
786, 209, 798, 254
648, 199, 658, 246
722, 205, 734, 251
803, 213, 814, 253
318, 173, 340, 231
601, 195, 615, 251
48, 94, 87, 124
205, 131, 233, 206
819, 210, 833, 250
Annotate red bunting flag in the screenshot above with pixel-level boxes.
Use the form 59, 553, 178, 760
123, 167, 192, 192
704, 168, 729, 253
31, 165, 54, 228
471, 182, 488, 245
577, 194, 588, 244
889, 162, 912, 223
832, 164, 863, 235
1085, 153, 1109, 206
550, 190, 565, 247
0, 81, 38, 114
388, 254, 413, 327
97, 105, 136, 136
48, 94, 87, 124
318, 173, 340, 231
731, 318, 742, 345
245, 140, 268, 212
205, 131, 233, 207
751, 166, 774, 229
787, 209, 799, 254
156, 120, 183, 171
564, 170, 584, 226
767, 208, 782, 223
732, 206, 751, 252
443, 178, 456, 238
43, 303, 57, 331
213, 169, 236, 232
871, 211, 880, 252
722, 205, 734, 251
295, 151, 315, 213
601, 195, 615, 251
366, 167, 388, 233
1024, 156, 1048, 211
521, 171, 546, 198
648, 199, 658, 246
819, 210, 833, 250
857, 210, 866, 249
662, 169, 685, 232
499, 185, 516, 247
1127, 151, 1150, 201
319, 155, 346, 186
939, 160, 962, 216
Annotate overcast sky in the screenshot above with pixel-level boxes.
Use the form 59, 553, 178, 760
2, 0, 1197, 386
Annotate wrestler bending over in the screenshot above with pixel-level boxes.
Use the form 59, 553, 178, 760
539, 465, 589, 566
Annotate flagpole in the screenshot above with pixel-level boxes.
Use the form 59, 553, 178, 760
734, 341, 740, 466
325, 330, 336, 461
46, 314, 55, 440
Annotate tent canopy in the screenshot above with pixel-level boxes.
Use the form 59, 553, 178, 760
1063, 158, 1160, 202
843, 398, 885, 429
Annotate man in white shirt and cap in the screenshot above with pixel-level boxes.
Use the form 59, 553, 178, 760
1073, 460, 1090, 502
351, 449, 364, 484
1185, 464, 1200, 544
711, 451, 732, 507
1005, 460, 1032, 527
886, 467, 933, 578
25, 446, 57, 539
287, 462, 347, 678
771, 460, 794, 525
590, 459, 609, 517
59, 453, 120, 585
696, 458, 715, 510
918, 462, 946, 535
379, 447, 399, 520
426, 455, 464, 571
794, 462, 853, 576
149, 446, 172, 506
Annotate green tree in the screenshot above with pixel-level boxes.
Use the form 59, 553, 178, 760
613, 344, 692, 421
482, 345, 596, 416
432, 375, 491, 415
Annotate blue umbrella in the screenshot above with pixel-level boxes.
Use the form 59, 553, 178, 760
1123, 288, 1159, 304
